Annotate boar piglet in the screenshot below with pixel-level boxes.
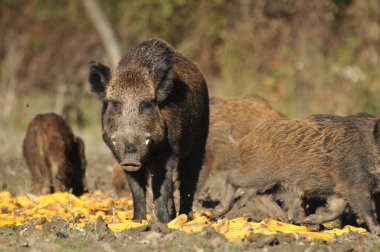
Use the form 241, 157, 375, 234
217, 113, 380, 234
23, 113, 87, 196
89, 39, 209, 223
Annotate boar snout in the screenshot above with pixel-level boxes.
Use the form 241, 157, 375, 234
120, 153, 142, 172
124, 142, 137, 153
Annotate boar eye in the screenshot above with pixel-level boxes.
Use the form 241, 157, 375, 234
109, 100, 122, 114
139, 99, 156, 114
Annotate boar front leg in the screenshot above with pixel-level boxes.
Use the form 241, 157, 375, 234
257, 194, 288, 222
346, 189, 380, 234
152, 156, 177, 223
125, 170, 147, 221
178, 149, 205, 219
214, 179, 238, 217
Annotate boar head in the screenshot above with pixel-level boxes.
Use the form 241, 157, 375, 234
88, 40, 174, 172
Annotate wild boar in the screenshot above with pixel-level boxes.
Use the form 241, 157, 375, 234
88, 39, 209, 223
109, 96, 285, 205
217, 113, 380, 233
197, 96, 285, 198
23, 113, 87, 196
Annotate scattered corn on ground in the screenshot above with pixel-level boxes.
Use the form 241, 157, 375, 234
0, 191, 367, 242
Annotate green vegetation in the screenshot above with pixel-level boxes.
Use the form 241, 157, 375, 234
1, 0, 379, 132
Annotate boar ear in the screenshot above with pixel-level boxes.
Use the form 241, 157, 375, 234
88, 61, 110, 99
154, 59, 174, 103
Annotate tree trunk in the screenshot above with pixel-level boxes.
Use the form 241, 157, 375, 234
82, 0, 122, 66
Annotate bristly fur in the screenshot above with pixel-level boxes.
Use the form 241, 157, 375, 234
88, 39, 209, 223
23, 113, 87, 196
196, 96, 284, 202
218, 112, 380, 234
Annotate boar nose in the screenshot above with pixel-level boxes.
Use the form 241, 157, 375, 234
120, 153, 141, 172
124, 143, 137, 153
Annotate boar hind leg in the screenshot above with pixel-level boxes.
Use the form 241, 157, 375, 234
126, 170, 147, 221
29, 164, 45, 195
343, 187, 380, 234
39, 157, 52, 194
301, 195, 346, 224
373, 192, 380, 222
215, 169, 281, 217
152, 157, 177, 223
52, 162, 68, 193
178, 150, 205, 219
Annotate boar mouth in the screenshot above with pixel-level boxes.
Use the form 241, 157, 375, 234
120, 160, 142, 172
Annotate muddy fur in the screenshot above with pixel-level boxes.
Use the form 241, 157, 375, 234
22, 113, 87, 196
218, 113, 380, 233
89, 39, 209, 223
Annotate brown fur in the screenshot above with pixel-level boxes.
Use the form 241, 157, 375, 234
112, 163, 130, 198
89, 39, 209, 223
23, 113, 87, 196
111, 96, 285, 201
218, 113, 380, 233
197, 96, 285, 194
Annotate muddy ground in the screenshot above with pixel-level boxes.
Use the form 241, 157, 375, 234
1, 141, 380, 251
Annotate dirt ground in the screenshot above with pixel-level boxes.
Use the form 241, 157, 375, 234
1, 137, 380, 251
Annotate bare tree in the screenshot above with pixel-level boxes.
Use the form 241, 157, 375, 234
82, 0, 122, 66
1, 32, 23, 119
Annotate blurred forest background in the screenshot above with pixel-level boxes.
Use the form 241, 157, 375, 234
1, 0, 379, 153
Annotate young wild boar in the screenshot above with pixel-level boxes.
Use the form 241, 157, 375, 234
217, 113, 380, 233
197, 96, 285, 196
23, 113, 87, 196
88, 39, 209, 223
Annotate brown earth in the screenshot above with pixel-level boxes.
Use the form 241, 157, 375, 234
1, 142, 380, 251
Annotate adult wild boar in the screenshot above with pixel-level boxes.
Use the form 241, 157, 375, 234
217, 113, 380, 233
88, 39, 209, 223
197, 96, 284, 196
23, 113, 87, 196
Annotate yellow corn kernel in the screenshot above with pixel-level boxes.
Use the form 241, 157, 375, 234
212, 219, 229, 234
224, 230, 251, 242
115, 210, 133, 220
167, 214, 188, 229
0, 191, 12, 200
182, 223, 208, 234
228, 217, 249, 230
15, 195, 34, 208
304, 232, 334, 241
343, 225, 367, 233
108, 220, 148, 232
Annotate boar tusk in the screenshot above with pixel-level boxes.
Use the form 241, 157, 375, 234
145, 139, 150, 145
